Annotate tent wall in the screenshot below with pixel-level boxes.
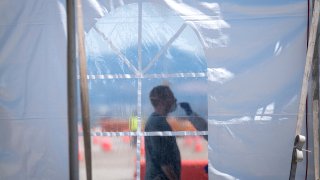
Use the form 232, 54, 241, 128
0, 0, 315, 179
208, 0, 309, 179
0, 1, 69, 179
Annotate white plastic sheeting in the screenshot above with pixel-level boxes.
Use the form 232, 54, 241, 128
208, 1, 308, 179
0, 0, 312, 179
0, 1, 69, 179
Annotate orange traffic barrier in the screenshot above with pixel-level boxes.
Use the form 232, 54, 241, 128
99, 119, 129, 132
137, 160, 208, 180
181, 160, 208, 180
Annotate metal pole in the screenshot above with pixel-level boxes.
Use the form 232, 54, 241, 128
135, 2, 142, 179
66, 0, 79, 179
75, 0, 92, 179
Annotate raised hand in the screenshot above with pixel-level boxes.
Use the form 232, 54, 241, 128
179, 102, 193, 116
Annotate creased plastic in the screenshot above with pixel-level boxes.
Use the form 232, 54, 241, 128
208, 0, 308, 179
0, 0, 312, 180
0, 1, 69, 179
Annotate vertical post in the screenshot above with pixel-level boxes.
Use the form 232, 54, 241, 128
289, 0, 320, 179
312, 35, 320, 180
312, 94, 319, 180
136, 2, 143, 180
295, 0, 320, 136
76, 0, 92, 179
66, 0, 79, 179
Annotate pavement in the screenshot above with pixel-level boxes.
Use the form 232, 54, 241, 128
79, 136, 207, 180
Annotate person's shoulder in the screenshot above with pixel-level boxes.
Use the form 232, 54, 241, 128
147, 113, 164, 122
145, 113, 166, 131
145, 113, 156, 130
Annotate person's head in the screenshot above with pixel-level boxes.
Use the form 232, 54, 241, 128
149, 85, 177, 115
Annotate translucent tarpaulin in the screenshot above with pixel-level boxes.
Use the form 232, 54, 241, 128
0, 0, 314, 179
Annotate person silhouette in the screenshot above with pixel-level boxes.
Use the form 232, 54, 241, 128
144, 85, 180, 180
144, 85, 208, 179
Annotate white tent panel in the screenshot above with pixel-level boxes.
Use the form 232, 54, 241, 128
0, 0, 312, 179
0, 0, 68, 179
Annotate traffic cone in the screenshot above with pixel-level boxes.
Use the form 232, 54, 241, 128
183, 136, 193, 147
101, 137, 112, 152
93, 136, 101, 144
194, 142, 203, 152
194, 137, 203, 152
122, 136, 130, 143
140, 137, 145, 156
140, 145, 145, 156
78, 151, 83, 161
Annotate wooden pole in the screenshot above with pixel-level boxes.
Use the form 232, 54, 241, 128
295, 0, 320, 136
76, 0, 92, 179
312, 33, 319, 180
312, 98, 319, 180
289, 0, 320, 179
66, 0, 79, 179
